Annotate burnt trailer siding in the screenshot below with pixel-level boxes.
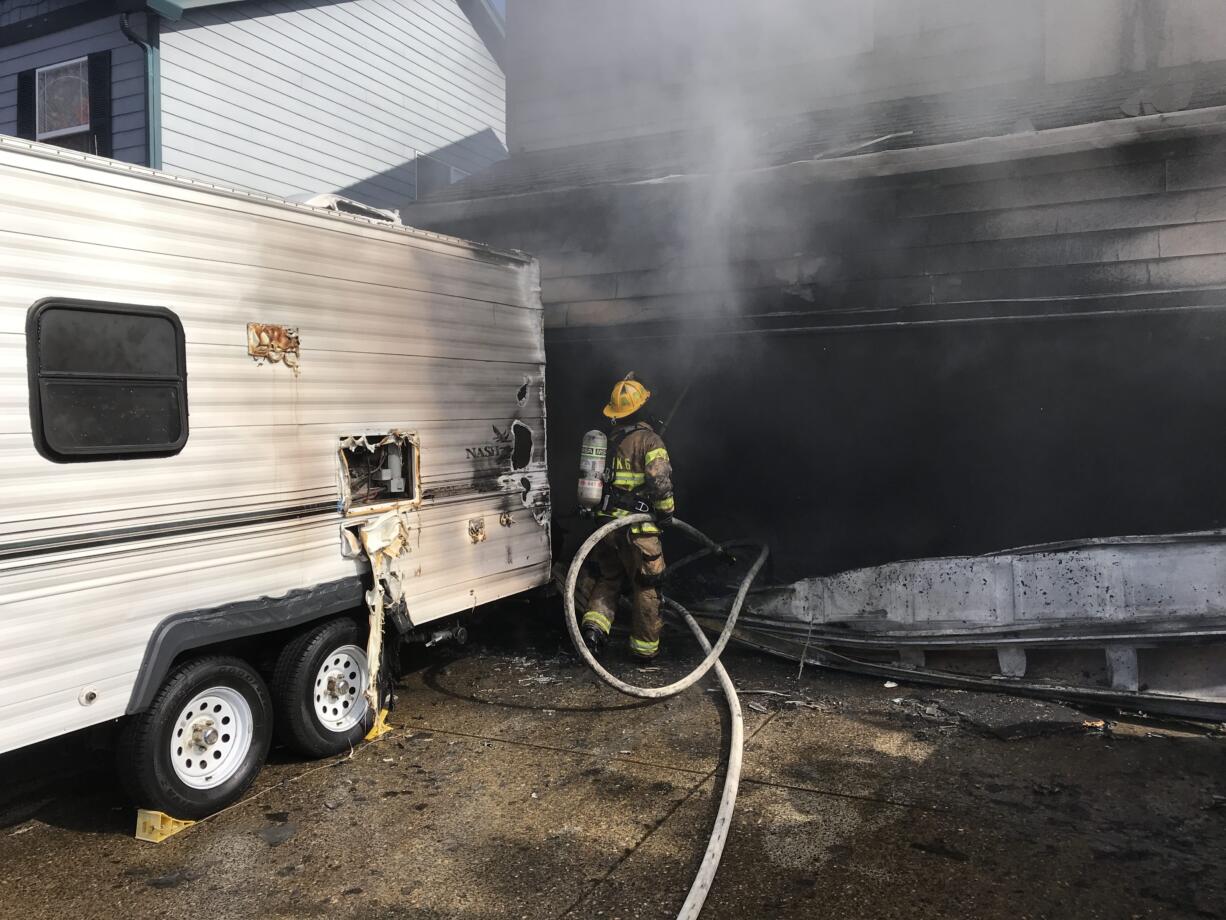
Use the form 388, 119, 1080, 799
409, 128, 1226, 581
0, 13, 147, 165
158, 0, 506, 212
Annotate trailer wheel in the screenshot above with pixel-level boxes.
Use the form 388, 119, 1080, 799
272, 618, 375, 757
116, 656, 273, 820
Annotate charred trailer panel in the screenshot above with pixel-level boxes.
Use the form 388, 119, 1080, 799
0, 136, 548, 817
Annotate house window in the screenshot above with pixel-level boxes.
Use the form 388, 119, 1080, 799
36, 58, 90, 148
27, 300, 189, 462
16, 52, 112, 157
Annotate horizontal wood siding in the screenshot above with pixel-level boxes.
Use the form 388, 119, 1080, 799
0, 14, 145, 164
410, 135, 1226, 327
0, 0, 87, 28
505, 0, 1226, 155
508, 0, 1038, 153
158, 0, 505, 211
406, 131, 1226, 578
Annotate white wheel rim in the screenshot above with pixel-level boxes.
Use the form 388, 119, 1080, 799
313, 644, 370, 733
171, 686, 253, 790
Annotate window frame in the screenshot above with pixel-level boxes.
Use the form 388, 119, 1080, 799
16, 52, 112, 158
26, 298, 190, 463
34, 56, 91, 142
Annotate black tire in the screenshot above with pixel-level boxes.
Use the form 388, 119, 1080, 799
272, 618, 376, 758
116, 656, 273, 820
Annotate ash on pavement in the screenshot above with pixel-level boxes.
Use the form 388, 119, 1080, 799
2, 599, 1224, 920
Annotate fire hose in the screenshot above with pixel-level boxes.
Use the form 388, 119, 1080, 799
563, 513, 769, 920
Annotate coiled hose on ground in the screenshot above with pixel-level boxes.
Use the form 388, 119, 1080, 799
563, 514, 769, 920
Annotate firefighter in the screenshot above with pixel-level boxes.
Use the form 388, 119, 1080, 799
581, 373, 675, 660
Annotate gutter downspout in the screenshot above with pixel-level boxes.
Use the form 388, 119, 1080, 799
119, 12, 161, 169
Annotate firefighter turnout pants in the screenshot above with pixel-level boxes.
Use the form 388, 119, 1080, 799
582, 530, 666, 659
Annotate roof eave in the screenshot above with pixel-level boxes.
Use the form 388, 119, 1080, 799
458, 0, 506, 69
116, 0, 258, 23
1, 0, 506, 62
142, 0, 184, 20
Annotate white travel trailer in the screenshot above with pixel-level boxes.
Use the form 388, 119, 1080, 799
0, 136, 550, 818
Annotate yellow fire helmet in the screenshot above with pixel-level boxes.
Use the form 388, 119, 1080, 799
603, 373, 652, 420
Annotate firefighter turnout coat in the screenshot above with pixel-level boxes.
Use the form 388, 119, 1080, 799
582, 420, 675, 658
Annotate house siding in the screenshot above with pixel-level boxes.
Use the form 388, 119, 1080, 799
505, 0, 1226, 155
159, 0, 506, 211
0, 0, 89, 29
406, 125, 1226, 580
402, 0, 1226, 580
0, 13, 147, 165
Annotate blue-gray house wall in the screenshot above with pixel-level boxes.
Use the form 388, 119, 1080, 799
158, 0, 507, 211
1, 0, 91, 28
0, 8, 148, 165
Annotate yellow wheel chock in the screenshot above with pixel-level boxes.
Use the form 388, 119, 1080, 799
364, 707, 393, 741
135, 809, 196, 843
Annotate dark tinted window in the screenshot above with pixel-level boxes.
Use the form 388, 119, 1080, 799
38, 308, 180, 375
28, 301, 188, 461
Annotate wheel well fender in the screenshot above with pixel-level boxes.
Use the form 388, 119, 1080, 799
126, 577, 366, 715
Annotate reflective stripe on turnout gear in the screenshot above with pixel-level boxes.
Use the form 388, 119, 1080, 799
597, 506, 660, 534
611, 457, 645, 489
587, 530, 664, 656
601, 420, 673, 536
582, 611, 612, 635
629, 635, 660, 657
644, 447, 669, 465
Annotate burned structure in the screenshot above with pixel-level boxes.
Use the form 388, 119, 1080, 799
406, 0, 1226, 713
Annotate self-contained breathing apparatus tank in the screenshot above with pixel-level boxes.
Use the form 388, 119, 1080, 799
577, 429, 607, 512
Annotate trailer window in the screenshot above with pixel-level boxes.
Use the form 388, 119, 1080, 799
27, 300, 188, 461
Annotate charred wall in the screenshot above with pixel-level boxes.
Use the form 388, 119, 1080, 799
407, 125, 1226, 581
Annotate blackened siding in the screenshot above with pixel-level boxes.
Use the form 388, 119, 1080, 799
0, 14, 146, 165
408, 128, 1226, 579
158, 0, 506, 212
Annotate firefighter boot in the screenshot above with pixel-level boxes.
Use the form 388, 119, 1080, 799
582, 624, 607, 657
580, 611, 612, 658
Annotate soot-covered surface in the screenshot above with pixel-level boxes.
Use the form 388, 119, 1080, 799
2, 600, 1224, 919
547, 303, 1226, 582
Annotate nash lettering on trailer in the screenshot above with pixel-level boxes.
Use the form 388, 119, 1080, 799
466, 444, 512, 460
466, 423, 516, 461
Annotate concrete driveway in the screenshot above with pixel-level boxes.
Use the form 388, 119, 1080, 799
2, 602, 1224, 919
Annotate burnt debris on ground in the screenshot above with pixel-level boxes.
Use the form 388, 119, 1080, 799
1, 600, 1224, 920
